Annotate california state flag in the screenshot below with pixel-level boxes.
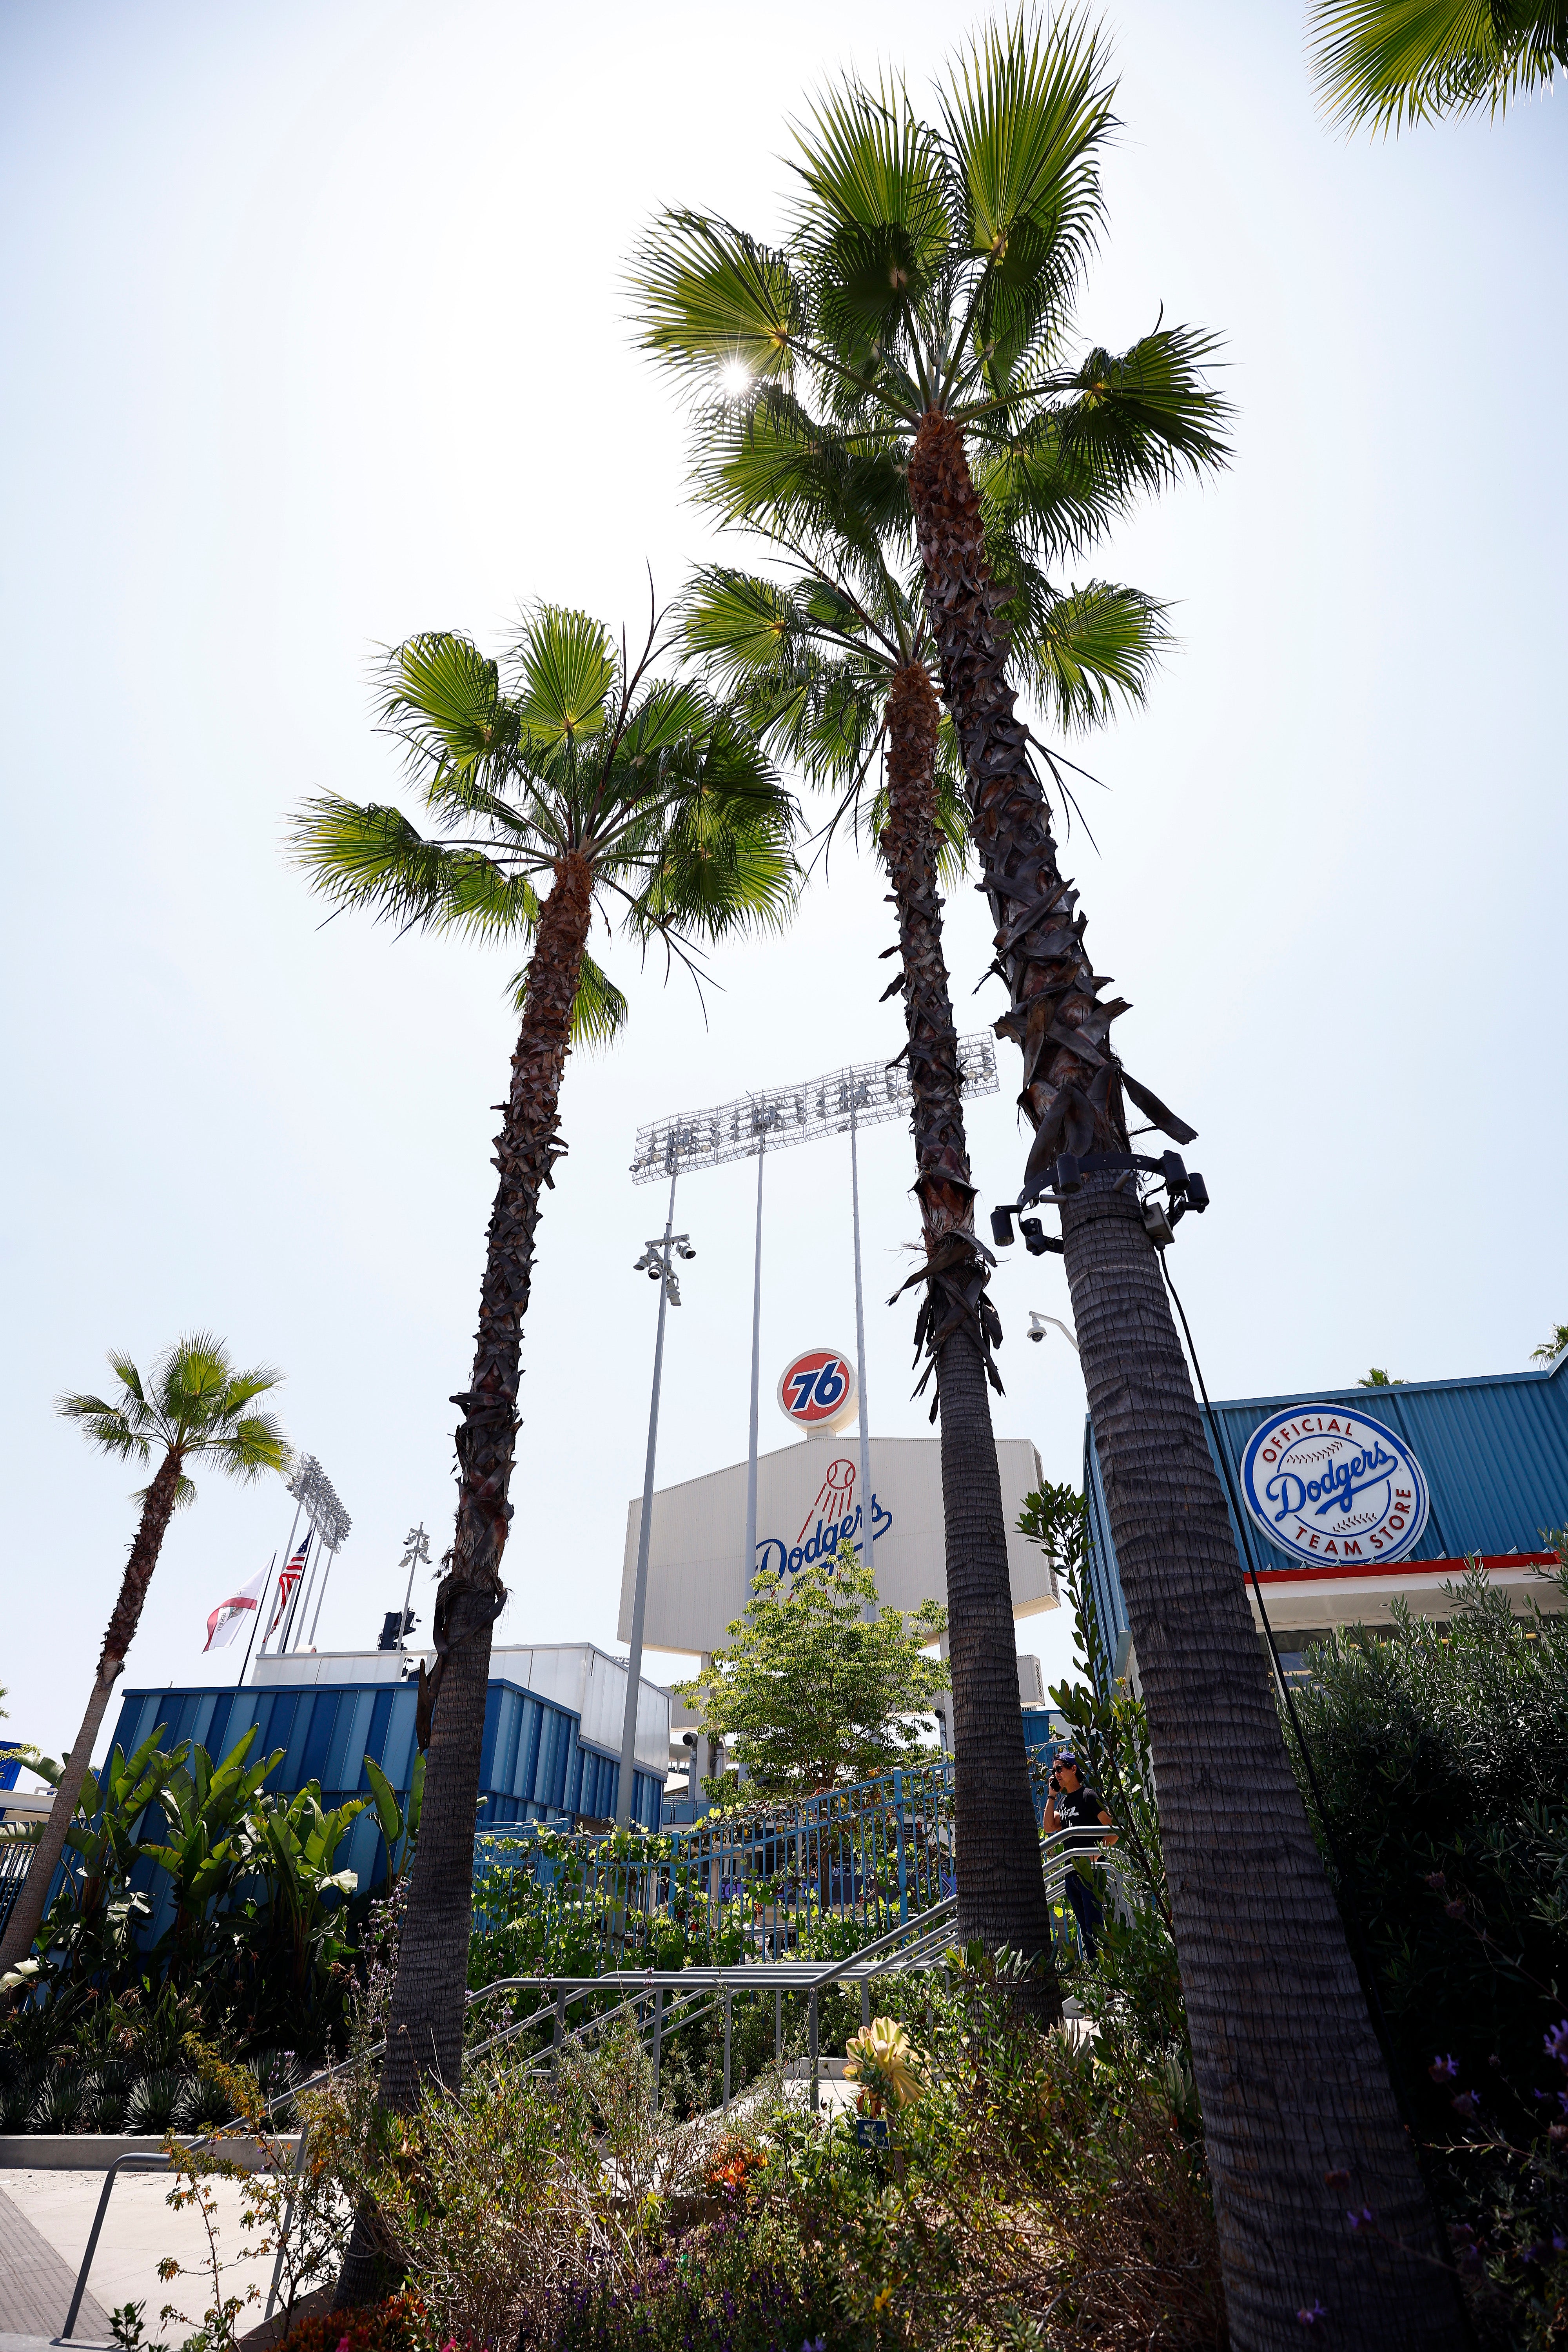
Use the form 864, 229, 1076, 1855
204, 1563, 271, 1652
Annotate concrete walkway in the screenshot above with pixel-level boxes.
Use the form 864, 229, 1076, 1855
0, 2169, 283, 2345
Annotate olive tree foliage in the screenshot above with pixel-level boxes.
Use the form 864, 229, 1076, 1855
677, 1543, 948, 1800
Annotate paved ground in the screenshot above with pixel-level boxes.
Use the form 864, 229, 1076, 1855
0, 2185, 111, 2342
0, 2169, 283, 2343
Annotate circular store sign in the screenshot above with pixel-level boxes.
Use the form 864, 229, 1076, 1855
1240, 1405, 1430, 1569
777, 1347, 858, 1434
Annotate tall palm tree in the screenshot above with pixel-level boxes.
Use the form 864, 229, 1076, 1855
291, 603, 795, 2303
630, 18, 1464, 2341
0, 1336, 288, 1980
684, 437, 1165, 2002
1308, 0, 1564, 128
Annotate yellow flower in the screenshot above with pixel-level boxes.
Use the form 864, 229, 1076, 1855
874, 2286, 894, 2312
843, 2016, 927, 2109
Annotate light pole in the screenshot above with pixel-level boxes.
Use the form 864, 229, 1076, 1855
630, 1038, 999, 1606
395, 1523, 431, 1656
615, 1162, 694, 1829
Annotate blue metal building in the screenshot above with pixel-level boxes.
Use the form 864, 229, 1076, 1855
105, 1659, 664, 1933
1083, 1352, 1568, 1677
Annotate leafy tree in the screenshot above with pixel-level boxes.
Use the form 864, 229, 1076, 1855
679, 1542, 948, 1799
291, 602, 796, 2304
0, 1336, 289, 1984
631, 19, 1462, 2332
1308, 0, 1565, 130
1530, 1323, 1568, 1365
1358, 1367, 1406, 1386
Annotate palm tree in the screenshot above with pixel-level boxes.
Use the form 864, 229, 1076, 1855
684, 434, 1164, 2002
630, 18, 1463, 2341
0, 1336, 288, 1980
291, 603, 795, 2302
1308, 0, 1564, 129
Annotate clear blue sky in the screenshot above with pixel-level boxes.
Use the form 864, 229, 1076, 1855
1, 0, 1562, 1760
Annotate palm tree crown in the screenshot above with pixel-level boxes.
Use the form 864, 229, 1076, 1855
59, 1334, 288, 1514
631, 15, 1227, 584
291, 604, 796, 1011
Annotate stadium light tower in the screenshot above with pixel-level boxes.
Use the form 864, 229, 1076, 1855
628, 1034, 1000, 1619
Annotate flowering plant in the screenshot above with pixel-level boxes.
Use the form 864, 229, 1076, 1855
843, 2016, 926, 2116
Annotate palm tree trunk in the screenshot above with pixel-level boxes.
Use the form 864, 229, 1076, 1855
880, 660, 1059, 2012
334, 852, 593, 2309
906, 409, 1463, 2348
0, 1450, 183, 1977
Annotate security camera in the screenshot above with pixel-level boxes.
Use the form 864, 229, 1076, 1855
1029, 1324, 1044, 1343
682, 1731, 698, 1749
647, 1262, 661, 1279
679, 1245, 696, 1261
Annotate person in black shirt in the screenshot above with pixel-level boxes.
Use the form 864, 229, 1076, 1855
1042, 1749, 1115, 1961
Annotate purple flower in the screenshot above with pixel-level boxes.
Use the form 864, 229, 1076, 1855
1451, 2091, 1482, 2120
1444, 1899, 1467, 1920
1544, 2020, 1568, 2065
1347, 2207, 1376, 2232
1425, 1871, 1447, 1891
1429, 2055, 1460, 2083
1297, 2302, 1328, 2325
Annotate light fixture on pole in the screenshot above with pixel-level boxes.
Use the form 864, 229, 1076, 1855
615, 1160, 689, 1829
630, 1036, 1000, 1613
1027, 1312, 1080, 1356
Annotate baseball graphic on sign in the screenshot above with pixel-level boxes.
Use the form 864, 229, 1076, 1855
777, 1347, 859, 1434
1240, 1406, 1430, 1569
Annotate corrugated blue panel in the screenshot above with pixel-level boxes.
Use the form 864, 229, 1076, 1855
359, 1689, 394, 1789
1086, 1356, 1568, 1629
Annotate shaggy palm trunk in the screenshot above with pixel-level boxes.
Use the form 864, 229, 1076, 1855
0, 1450, 183, 1976
906, 409, 1463, 2349
880, 661, 1058, 2012
335, 853, 593, 2310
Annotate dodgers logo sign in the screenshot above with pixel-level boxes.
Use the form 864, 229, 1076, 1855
1240, 1406, 1430, 1569
777, 1347, 858, 1433
755, 1455, 893, 1582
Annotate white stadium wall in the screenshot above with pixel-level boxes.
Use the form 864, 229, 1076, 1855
619, 1433, 1056, 1661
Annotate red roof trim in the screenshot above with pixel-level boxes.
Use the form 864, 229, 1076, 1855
1252, 1551, 1559, 1586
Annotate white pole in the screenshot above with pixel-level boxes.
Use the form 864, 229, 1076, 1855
617, 1158, 679, 1828
744, 1129, 765, 1610
258, 1500, 303, 1658
849, 1098, 874, 1600
306, 1542, 338, 1648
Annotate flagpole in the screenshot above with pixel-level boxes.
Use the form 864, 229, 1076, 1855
259, 1499, 303, 1658
237, 1556, 273, 1687
307, 1543, 338, 1648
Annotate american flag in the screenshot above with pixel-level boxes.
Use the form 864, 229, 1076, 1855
266, 1536, 312, 1637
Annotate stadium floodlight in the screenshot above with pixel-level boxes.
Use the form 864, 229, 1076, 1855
257, 1451, 353, 1663
628, 1034, 1000, 1185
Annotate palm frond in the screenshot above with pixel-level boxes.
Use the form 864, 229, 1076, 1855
788, 79, 953, 372
1007, 579, 1172, 730
1308, 0, 1564, 129
288, 797, 546, 936
379, 633, 517, 788
55, 1394, 153, 1463
508, 606, 616, 746
629, 212, 805, 388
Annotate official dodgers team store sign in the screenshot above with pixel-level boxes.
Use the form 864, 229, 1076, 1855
1239, 1405, 1431, 1568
